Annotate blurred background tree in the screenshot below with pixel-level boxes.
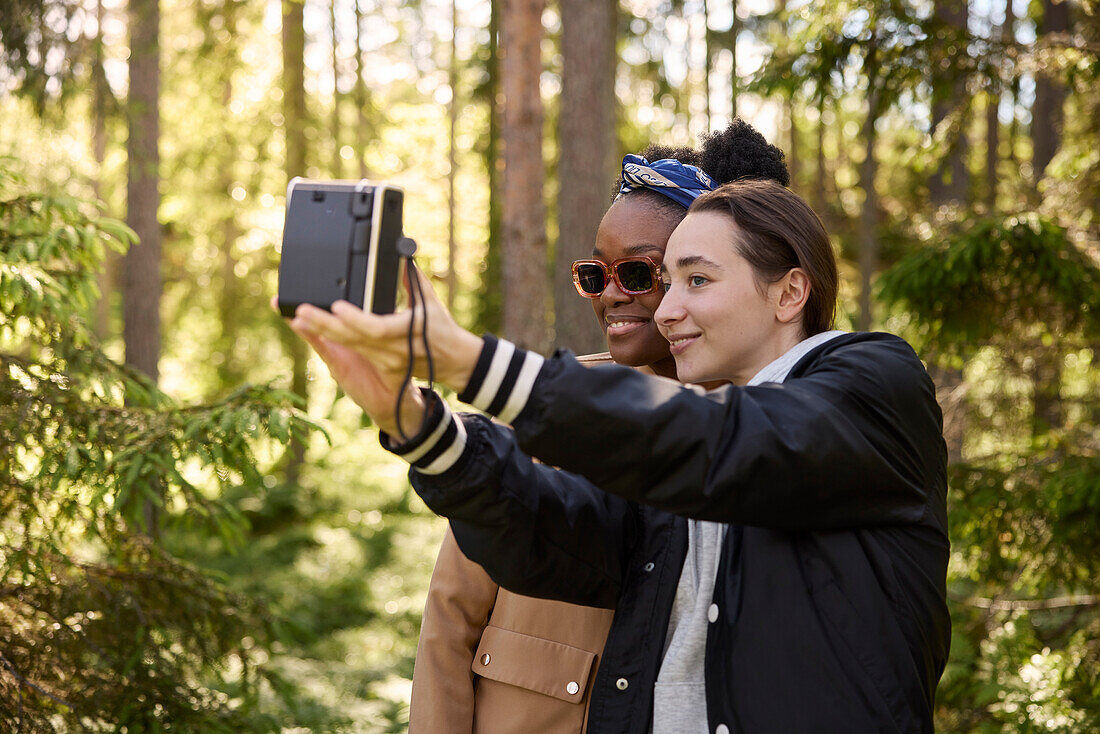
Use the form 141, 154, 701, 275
1, 0, 1097, 730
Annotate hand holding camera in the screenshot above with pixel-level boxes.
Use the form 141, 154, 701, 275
278, 178, 483, 438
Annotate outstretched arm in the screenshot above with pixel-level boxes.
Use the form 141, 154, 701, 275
385, 394, 633, 607
282, 273, 944, 533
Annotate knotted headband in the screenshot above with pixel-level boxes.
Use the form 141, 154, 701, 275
616, 154, 717, 210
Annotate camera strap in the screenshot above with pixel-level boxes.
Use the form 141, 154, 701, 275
394, 237, 433, 441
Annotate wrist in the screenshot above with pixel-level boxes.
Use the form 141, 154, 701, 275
380, 385, 427, 438
380, 389, 470, 476
439, 329, 484, 393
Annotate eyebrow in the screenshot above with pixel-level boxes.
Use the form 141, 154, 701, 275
591, 243, 665, 259
666, 254, 725, 271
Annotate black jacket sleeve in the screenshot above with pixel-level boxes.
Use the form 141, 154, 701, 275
402, 413, 637, 608
469, 332, 947, 533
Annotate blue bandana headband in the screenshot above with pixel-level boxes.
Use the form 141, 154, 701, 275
616, 154, 717, 210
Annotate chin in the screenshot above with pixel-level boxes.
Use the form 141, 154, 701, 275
610, 344, 661, 369
673, 362, 709, 385
608, 347, 643, 367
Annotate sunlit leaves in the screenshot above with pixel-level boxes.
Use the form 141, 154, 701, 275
0, 171, 322, 730
0, 0, 86, 110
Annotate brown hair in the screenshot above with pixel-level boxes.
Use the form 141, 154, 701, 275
689, 179, 838, 336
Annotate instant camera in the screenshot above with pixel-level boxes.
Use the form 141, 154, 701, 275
277, 178, 405, 318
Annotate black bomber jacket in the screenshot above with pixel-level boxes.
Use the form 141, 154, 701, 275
385, 331, 951, 734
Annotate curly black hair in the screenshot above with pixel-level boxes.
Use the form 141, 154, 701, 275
699, 118, 789, 188
612, 118, 789, 222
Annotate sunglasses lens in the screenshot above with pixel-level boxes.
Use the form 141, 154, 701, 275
576, 264, 607, 295
616, 260, 655, 293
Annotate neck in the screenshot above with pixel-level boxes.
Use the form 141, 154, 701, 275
650, 354, 678, 379
732, 325, 806, 386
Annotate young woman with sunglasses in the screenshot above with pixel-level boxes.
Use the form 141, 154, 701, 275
287, 175, 950, 733
408, 122, 789, 734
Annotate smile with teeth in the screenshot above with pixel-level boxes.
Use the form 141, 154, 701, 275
605, 317, 646, 336
667, 334, 698, 354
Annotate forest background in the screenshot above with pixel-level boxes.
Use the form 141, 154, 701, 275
1, 0, 1098, 731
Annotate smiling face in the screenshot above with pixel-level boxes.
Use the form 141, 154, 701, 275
590, 196, 681, 377
655, 211, 806, 385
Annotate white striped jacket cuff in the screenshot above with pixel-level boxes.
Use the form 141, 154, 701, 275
457, 334, 545, 424
380, 389, 468, 475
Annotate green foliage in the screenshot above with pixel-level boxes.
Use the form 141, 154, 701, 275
752, 0, 938, 112
879, 208, 1100, 730
0, 0, 86, 112
939, 452, 1100, 733
878, 214, 1100, 356
0, 168, 325, 730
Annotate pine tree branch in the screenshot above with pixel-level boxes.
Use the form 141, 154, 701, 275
0, 650, 74, 709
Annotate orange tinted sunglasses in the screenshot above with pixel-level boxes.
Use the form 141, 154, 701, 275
571, 256, 661, 298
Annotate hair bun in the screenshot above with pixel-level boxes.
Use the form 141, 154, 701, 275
699, 118, 790, 187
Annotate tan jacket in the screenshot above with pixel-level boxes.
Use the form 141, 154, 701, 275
409, 353, 622, 734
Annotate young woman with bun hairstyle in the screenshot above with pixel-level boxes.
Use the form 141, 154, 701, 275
285, 138, 949, 733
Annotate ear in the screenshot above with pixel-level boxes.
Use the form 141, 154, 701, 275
775, 268, 810, 325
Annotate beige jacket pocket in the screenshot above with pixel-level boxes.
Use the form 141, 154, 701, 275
472, 624, 596, 704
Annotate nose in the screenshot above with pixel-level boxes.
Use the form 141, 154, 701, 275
599, 277, 632, 308
654, 286, 683, 328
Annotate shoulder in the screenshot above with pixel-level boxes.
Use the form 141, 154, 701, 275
789, 332, 928, 383
786, 332, 939, 418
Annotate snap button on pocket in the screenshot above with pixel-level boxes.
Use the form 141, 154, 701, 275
566, 681, 579, 695
480, 653, 491, 666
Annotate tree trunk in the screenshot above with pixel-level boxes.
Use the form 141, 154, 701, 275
1004, 0, 1018, 167
786, 97, 799, 189
703, 0, 712, 130
1032, 0, 1070, 184
930, 364, 966, 463
499, 0, 549, 352
730, 0, 738, 118
784, 0, 798, 186
216, 3, 242, 387
124, 0, 161, 385
475, 1, 503, 335
354, 0, 369, 178
814, 88, 828, 221
283, 0, 307, 183
331, 0, 342, 177
985, 0, 1006, 212
93, 0, 113, 342
282, 0, 310, 486
985, 80, 999, 212
447, 0, 459, 312
1030, 348, 1064, 436
554, 0, 615, 354
929, 0, 970, 205
124, 0, 162, 536
857, 83, 880, 331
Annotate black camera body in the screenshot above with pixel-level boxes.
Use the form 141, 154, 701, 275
277, 178, 405, 318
